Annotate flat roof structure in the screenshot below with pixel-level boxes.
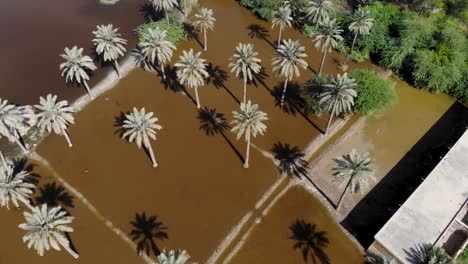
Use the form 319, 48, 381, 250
374, 129, 468, 263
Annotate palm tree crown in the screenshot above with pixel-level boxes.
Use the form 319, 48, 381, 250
319, 73, 357, 115
349, 9, 374, 36
92, 24, 127, 63
35, 94, 74, 136
231, 101, 268, 141
229, 43, 262, 83
139, 27, 176, 67
122, 108, 162, 149
151, 0, 178, 12
313, 18, 343, 53
157, 249, 194, 264
0, 162, 35, 210
306, 0, 335, 24
272, 6, 293, 32
18, 204, 77, 258
0, 99, 26, 142
272, 39, 308, 81
59, 46, 97, 85
193, 7, 216, 32
175, 49, 209, 108
332, 149, 374, 194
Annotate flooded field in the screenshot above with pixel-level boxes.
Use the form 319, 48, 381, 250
0, 0, 144, 104
230, 185, 366, 264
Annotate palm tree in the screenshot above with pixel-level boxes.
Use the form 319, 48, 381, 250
175, 49, 209, 108
271, 6, 293, 47
290, 219, 330, 264
34, 94, 75, 148
130, 212, 168, 257
306, 0, 335, 24
272, 39, 308, 107
0, 99, 29, 152
0, 152, 35, 210
312, 18, 343, 74
348, 9, 373, 56
151, 0, 179, 24
157, 249, 194, 264
18, 204, 79, 258
92, 24, 127, 77
406, 244, 452, 264
228, 43, 262, 104
192, 7, 216, 51
121, 108, 162, 168
231, 100, 268, 168
332, 149, 374, 209
319, 73, 356, 134
59, 46, 97, 99
139, 27, 176, 80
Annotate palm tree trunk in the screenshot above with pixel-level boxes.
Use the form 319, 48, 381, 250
319, 51, 327, 75
244, 134, 251, 168
146, 143, 158, 168
83, 81, 95, 100
325, 102, 336, 134
243, 78, 247, 104
278, 28, 282, 47
114, 60, 121, 78
14, 129, 28, 152
194, 86, 201, 108
336, 175, 353, 210
56, 235, 80, 259
280, 79, 289, 107
165, 10, 170, 25
62, 128, 73, 148
203, 29, 207, 51
29, 153, 155, 264
344, 33, 358, 65
161, 63, 166, 80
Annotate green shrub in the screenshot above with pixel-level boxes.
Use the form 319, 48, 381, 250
350, 49, 369, 62
303, 75, 330, 116
239, 0, 282, 20
350, 70, 397, 115
135, 12, 186, 44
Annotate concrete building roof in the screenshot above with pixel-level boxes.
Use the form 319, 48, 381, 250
374, 129, 468, 263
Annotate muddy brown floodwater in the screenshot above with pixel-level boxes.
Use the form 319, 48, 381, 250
0, 0, 144, 105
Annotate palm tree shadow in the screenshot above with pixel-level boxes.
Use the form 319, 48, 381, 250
272, 142, 309, 178
160, 66, 197, 106
290, 219, 330, 264
272, 82, 324, 133
12, 158, 40, 185
132, 46, 157, 71
130, 212, 168, 257
197, 107, 245, 164
206, 63, 240, 104
250, 67, 270, 88
247, 24, 275, 49
114, 112, 128, 138
183, 22, 204, 49
140, 3, 165, 22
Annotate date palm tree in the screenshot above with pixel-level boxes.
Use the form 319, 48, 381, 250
92, 24, 127, 77
0, 99, 29, 152
231, 100, 268, 168
228, 43, 262, 104
348, 9, 373, 56
332, 149, 374, 210
35, 94, 75, 148
122, 108, 162, 168
306, 0, 334, 24
0, 151, 35, 210
193, 7, 216, 51
139, 27, 176, 80
175, 49, 209, 108
319, 73, 356, 134
59, 46, 97, 99
312, 18, 343, 74
158, 249, 194, 264
272, 39, 308, 107
18, 204, 79, 258
272, 6, 293, 47
151, 0, 179, 24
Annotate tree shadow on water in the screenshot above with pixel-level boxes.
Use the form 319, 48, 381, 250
271, 142, 309, 178
34, 182, 74, 209
131, 46, 156, 71
290, 219, 330, 264
130, 212, 168, 257
160, 66, 197, 106
183, 22, 203, 49
140, 3, 165, 22
13, 158, 40, 185
206, 63, 240, 104
114, 111, 129, 138
197, 107, 245, 163
247, 24, 275, 49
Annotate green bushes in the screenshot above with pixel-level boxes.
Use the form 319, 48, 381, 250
135, 12, 186, 44
239, 0, 282, 20
350, 70, 397, 115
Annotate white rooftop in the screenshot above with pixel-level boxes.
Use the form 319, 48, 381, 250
374, 129, 468, 263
